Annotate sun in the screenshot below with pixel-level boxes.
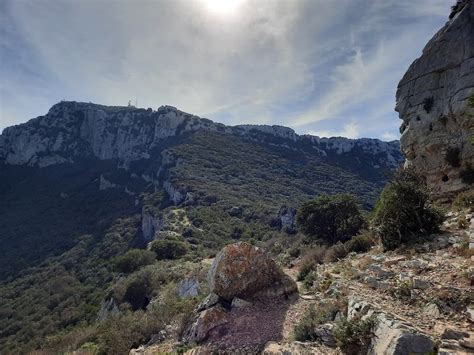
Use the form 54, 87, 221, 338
201, 0, 245, 15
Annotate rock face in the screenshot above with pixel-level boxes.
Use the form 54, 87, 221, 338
0, 101, 402, 170
396, 0, 474, 200
348, 297, 436, 355
207, 242, 297, 301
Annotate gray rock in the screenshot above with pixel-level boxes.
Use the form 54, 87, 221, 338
368, 264, 395, 278
441, 328, 469, 340
96, 298, 120, 322
395, 0, 474, 199
278, 206, 297, 233
348, 297, 436, 355
314, 323, 337, 347
195, 293, 221, 312
178, 278, 200, 299
231, 297, 252, 309
423, 303, 440, 318
412, 278, 431, 290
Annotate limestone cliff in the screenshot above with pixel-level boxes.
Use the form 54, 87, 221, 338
396, 0, 474, 200
0, 101, 402, 170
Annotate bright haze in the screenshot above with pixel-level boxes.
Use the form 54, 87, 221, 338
0, 0, 450, 139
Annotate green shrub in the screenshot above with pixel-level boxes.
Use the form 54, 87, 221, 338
344, 232, 375, 254
453, 189, 474, 212
293, 304, 337, 341
333, 315, 378, 353
150, 239, 188, 260
297, 261, 315, 282
297, 194, 365, 244
372, 168, 444, 250
123, 274, 152, 310
113, 249, 156, 273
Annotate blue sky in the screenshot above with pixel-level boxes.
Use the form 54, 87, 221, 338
0, 0, 451, 140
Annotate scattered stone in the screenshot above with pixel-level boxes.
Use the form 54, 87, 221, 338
460, 339, 474, 350
207, 242, 297, 301
178, 278, 200, 299
412, 278, 430, 290
401, 259, 428, 270
441, 328, 470, 340
384, 256, 406, 267
423, 303, 440, 318
371, 254, 386, 262
368, 264, 395, 278
364, 276, 389, 290
314, 323, 337, 347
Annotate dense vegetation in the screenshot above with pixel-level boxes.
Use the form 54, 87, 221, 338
0, 128, 399, 353
372, 168, 444, 250
296, 194, 365, 243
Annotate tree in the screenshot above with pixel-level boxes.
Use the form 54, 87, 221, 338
372, 168, 444, 250
113, 249, 156, 273
296, 194, 365, 244
149, 239, 188, 260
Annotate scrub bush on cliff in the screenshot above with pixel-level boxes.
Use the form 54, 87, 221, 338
372, 168, 444, 250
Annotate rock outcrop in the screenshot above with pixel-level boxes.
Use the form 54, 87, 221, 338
207, 242, 297, 302
0, 101, 403, 170
184, 242, 297, 344
348, 297, 436, 355
396, 0, 474, 200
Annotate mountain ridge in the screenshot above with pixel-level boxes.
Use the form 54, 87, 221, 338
0, 101, 401, 169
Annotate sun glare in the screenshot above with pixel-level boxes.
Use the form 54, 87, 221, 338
201, 0, 245, 15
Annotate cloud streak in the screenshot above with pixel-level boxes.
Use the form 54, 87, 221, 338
0, 0, 451, 139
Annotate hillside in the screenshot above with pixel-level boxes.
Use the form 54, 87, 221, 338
0, 102, 402, 353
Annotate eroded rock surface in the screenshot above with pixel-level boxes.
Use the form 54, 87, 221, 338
207, 242, 297, 302
396, 0, 474, 200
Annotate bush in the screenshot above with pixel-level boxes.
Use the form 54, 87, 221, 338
372, 168, 444, 250
113, 249, 156, 273
333, 315, 378, 353
297, 194, 365, 244
453, 189, 474, 212
344, 232, 375, 253
150, 239, 188, 260
123, 274, 152, 310
293, 304, 338, 341
297, 261, 315, 282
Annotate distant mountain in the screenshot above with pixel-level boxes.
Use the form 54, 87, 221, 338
0, 101, 402, 352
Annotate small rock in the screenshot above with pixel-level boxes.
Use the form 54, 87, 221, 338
412, 278, 430, 290
314, 323, 337, 347
402, 259, 428, 269
185, 304, 229, 343
195, 293, 220, 312
460, 339, 474, 350
368, 264, 395, 278
384, 256, 406, 267
371, 254, 386, 262
467, 306, 474, 321
423, 303, 440, 318
231, 297, 252, 309
178, 278, 200, 299
441, 328, 469, 340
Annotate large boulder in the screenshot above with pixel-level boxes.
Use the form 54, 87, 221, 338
207, 242, 297, 301
348, 297, 436, 355
395, 0, 474, 200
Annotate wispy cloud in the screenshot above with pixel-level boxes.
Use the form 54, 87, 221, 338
0, 0, 451, 138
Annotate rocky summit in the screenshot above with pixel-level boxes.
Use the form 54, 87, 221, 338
396, 0, 474, 200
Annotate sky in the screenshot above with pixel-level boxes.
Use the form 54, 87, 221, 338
0, 0, 452, 140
